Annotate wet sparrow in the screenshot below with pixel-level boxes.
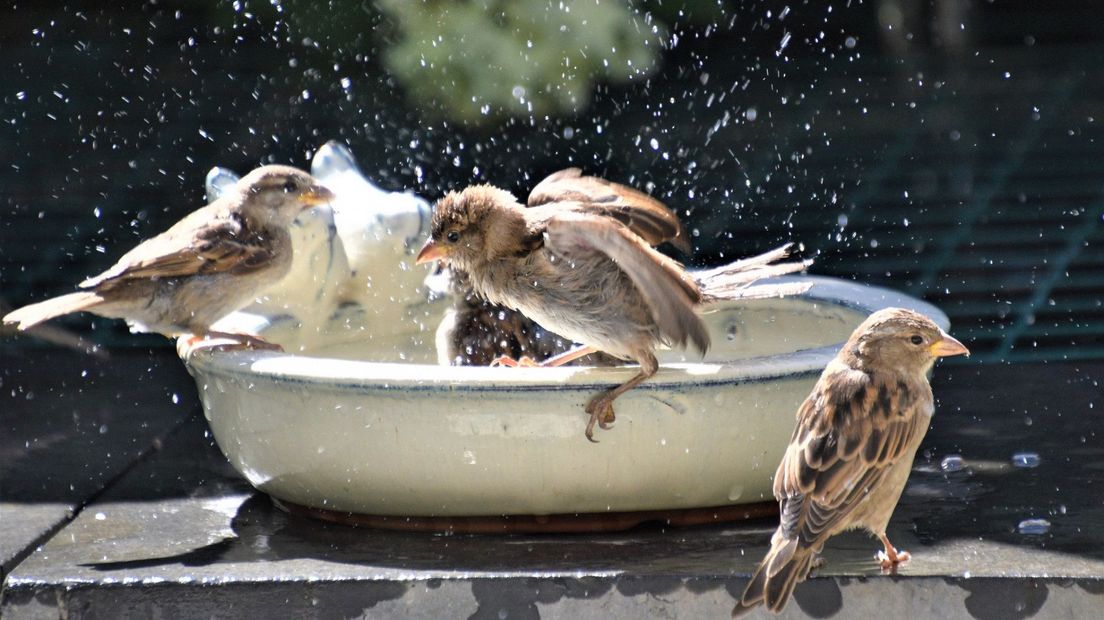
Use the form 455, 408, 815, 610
416, 168, 808, 441
733, 307, 968, 616
435, 267, 623, 367
4, 165, 334, 352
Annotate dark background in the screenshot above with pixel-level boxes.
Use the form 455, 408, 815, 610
2, 2, 1103, 607
2, 0, 1102, 362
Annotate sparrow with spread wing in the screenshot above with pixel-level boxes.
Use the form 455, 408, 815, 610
416, 168, 808, 441
4, 165, 334, 352
733, 307, 969, 616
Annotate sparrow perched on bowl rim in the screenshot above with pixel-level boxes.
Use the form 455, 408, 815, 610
732, 307, 969, 616
3, 165, 334, 353
416, 168, 809, 441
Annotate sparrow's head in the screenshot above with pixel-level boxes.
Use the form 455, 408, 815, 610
416, 184, 522, 271
845, 307, 969, 372
236, 165, 335, 225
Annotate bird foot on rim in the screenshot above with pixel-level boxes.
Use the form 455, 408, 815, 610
583, 398, 616, 442
877, 547, 911, 571
489, 355, 540, 367
178, 332, 283, 358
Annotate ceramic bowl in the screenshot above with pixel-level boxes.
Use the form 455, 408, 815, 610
183, 275, 948, 518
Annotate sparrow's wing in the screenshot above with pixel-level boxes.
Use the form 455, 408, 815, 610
528, 168, 690, 252
80, 204, 275, 288
543, 212, 708, 354
770, 362, 929, 563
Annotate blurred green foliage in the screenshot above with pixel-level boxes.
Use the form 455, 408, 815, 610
234, 0, 723, 125
375, 0, 664, 124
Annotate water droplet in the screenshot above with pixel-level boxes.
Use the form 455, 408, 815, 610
1017, 518, 1050, 535
777, 31, 791, 55
1011, 452, 1040, 468
940, 455, 964, 472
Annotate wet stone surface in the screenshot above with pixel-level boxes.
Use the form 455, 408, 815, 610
0, 346, 198, 581
1, 353, 1102, 618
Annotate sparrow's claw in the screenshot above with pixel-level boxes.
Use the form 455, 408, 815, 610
583, 397, 616, 442
489, 355, 539, 367
598, 408, 616, 429
876, 535, 911, 571
178, 332, 283, 358
584, 414, 599, 443
877, 549, 911, 571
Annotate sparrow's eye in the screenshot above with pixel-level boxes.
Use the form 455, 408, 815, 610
910, 335, 924, 345
446, 230, 460, 243
282, 179, 299, 193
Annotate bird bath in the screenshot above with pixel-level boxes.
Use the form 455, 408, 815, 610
181, 144, 949, 530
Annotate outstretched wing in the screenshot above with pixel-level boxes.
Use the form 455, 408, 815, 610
80, 203, 277, 289
543, 211, 708, 354
528, 168, 690, 252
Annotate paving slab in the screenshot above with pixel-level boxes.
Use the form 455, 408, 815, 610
2, 361, 1102, 618
0, 346, 199, 580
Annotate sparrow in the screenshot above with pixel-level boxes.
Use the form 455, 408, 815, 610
416, 168, 809, 441
435, 267, 623, 367
732, 307, 969, 617
3, 165, 334, 352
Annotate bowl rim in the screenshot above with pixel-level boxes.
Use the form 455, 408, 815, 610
182, 275, 949, 392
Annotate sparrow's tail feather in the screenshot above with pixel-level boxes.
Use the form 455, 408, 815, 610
2, 292, 104, 330
732, 538, 815, 617
698, 243, 812, 303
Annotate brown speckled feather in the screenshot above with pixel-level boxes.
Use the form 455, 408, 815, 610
82, 204, 282, 289
775, 361, 930, 542
528, 168, 690, 252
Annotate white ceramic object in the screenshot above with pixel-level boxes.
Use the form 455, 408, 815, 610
202, 144, 439, 352
183, 275, 949, 517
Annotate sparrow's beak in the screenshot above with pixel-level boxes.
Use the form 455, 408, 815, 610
300, 184, 336, 207
931, 332, 970, 358
415, 238, 448, 265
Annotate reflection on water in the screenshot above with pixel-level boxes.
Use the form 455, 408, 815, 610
906, 365, 1104, 558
